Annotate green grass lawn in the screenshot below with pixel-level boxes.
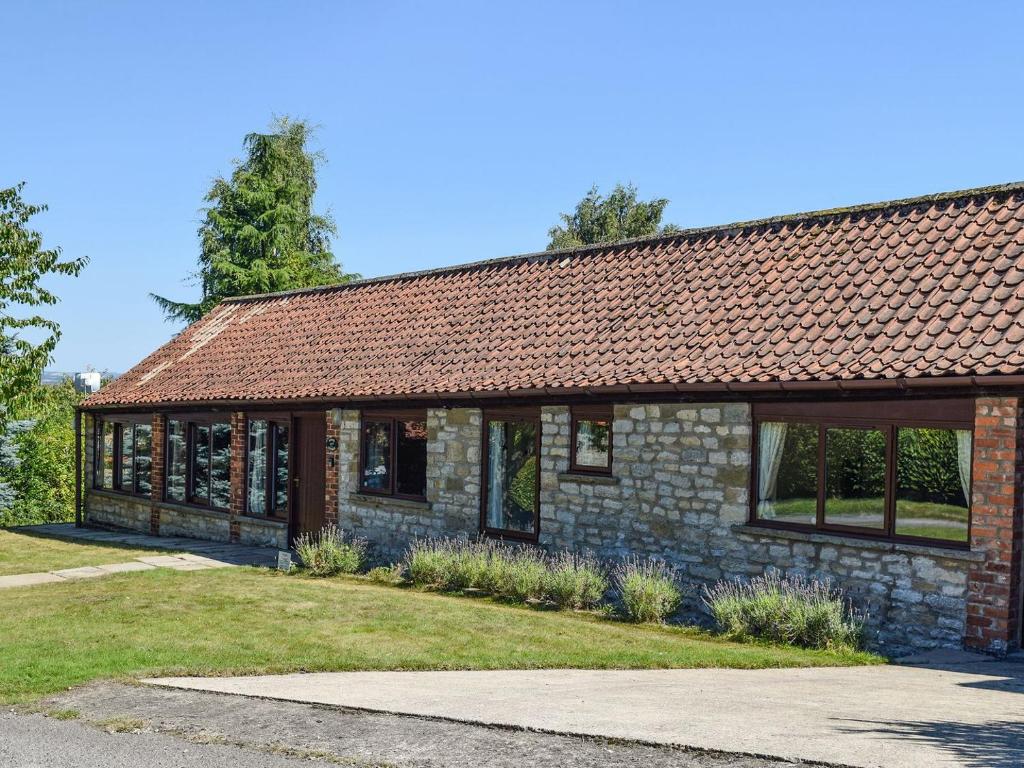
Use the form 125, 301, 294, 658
0, 567, 881, 704
0, 530, 177, 577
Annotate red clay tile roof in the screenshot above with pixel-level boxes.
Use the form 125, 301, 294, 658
85, 182, 1024, 408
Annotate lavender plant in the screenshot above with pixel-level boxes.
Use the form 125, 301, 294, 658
702, 572, 866, 650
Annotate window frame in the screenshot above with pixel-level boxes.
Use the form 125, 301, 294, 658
749, 400, 974, 550
92, 415, 153, 497
479, 407, 542, 543
569, 405, 614, 475
162, 413, 232, 512
243, 414, 292, 521
357, 409, 428, 501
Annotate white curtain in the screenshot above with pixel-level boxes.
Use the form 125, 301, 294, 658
757, 422, 788, 519
955, 429, 972, 505
247, 421, 268, 517
486, 422, 506, 528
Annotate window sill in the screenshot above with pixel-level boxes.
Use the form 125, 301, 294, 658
731, 523, 984, 562
153, 499, 231, 520
88, 488, 151, 503
236, 515, 289, 528
348, 492, 432, 511
557, 472, 619, 486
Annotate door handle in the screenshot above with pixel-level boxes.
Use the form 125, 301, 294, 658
293, 476, 300, 486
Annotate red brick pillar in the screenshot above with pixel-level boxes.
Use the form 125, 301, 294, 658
325, 410, 340, 525
149, 414, 166, 535
228, 411, 247, 542
965, 397, 1024, 653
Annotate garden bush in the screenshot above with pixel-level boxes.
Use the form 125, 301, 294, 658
614, 556, 681, 623
544, 551, 608, 609
366, 564, 405, 585
486, 544, 548, 603
406, 537, 490, 591
702, 572, 866, 650
294, 525, 366, 577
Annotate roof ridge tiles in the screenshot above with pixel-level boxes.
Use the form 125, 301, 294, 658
220, 180, 1024, 306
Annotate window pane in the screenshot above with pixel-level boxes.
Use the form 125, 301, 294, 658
486, 419, 538, 534
134, 424, 152, 495
273, 422, 289, 514
896, 428, 971, 543
362, 420, 391, 491
191, 424, 211, 504
396, 419, 427, 497
211, 423, 231, 509
166, 420, 187, 501
247, 420, 268, 517
757, 422, 818, 525
824, 427, 886, 529
100, 421, 114, 489
119, 424, 134, 490
575, 418, 610, 469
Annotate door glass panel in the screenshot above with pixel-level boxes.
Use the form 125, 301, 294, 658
119, 424, 134, 490
134, 424, 152, 495
100, 421, 114, 488
247, 420, 268, 517
824, 427, 886, 529
895, 428, 971, 543
485, 419, 538, 534
210, 423, 231, 509
191, 424, 211, 504
166, 420, 187, 501
273, 422, 290, 515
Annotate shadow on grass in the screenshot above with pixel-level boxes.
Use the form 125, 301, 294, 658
836, 717, 1024, 768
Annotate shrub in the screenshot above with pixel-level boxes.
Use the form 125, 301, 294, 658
702, 572, 866, 650
293, 525, 366, 577
544, 551, 608, 610
405, 537, 490, 591
487, 545, 549, 603
366, 564, 405, 585
614, 556, 681, 623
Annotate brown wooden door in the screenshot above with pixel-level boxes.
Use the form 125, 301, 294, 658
292, 413, 327, 540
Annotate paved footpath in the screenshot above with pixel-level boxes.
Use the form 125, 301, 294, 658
0, 523, 279, 589
150, 656, 1024, 768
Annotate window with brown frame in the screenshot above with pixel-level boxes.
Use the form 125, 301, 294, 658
93, 417, 152, 496
570, 405, 613, 473
482, 408, 540, 540
163, 416, 231, 510
246, 418, 290, 519
359, 411, 428, 499
751, 400, 973, 547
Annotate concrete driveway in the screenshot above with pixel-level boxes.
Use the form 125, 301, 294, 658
148, 657, 1024, 768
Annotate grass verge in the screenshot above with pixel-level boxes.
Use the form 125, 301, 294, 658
0, 529, 177, 577
0, 567, 881, 704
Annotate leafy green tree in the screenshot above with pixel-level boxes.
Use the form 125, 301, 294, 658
0, 378, 84, 526
547, 183, 679, 250
0, 184, 87, 422
153, 117, 357, 323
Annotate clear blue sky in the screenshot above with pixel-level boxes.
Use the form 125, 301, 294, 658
5, 1, 1024, 373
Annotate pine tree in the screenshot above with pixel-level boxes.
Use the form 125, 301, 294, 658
153, 117, 356, 323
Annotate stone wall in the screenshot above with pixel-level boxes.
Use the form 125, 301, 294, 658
535, 402, 975, 655
86, 489, 152, 531
85, 489, 288, 548
334, 407, 482, 563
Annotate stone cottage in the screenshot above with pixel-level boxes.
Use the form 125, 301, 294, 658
79, 183, 1024, 656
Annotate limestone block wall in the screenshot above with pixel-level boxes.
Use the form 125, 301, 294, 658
334, 407, 483, 563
